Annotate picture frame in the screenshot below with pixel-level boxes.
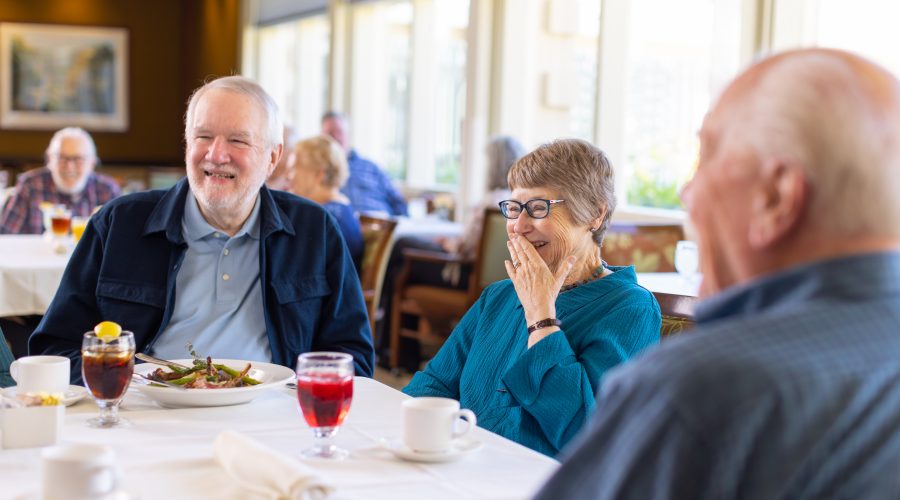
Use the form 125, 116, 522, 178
0, 23, 128, 131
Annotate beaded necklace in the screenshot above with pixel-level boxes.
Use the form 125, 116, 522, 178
561, 265, 606, 293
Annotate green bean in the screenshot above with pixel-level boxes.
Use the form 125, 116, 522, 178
214, 364, 261, 385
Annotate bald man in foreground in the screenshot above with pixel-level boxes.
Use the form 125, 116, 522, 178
535, 48, 900, 499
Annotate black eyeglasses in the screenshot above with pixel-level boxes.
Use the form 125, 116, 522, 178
53, 154, 92, 165
498, 199, 565, 220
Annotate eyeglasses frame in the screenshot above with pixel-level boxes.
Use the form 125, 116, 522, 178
498, 199, 566, 220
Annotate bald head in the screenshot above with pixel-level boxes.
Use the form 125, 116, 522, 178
713, 48, 900, 237
685, 49, 900, 296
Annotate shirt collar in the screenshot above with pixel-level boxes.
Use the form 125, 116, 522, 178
182, 190, 262, 242
144, 178, 294, 243
695, 251, 900, 324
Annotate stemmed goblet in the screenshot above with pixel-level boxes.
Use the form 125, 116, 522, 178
674, 240, 699, 282
295, 352, 354, 459
81, 329, 135, 428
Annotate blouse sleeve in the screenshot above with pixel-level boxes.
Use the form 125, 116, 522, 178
501, 302, 661, 451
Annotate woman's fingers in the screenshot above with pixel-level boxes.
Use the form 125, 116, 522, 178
504, 259, 517, 279
506, 239, 522, 268
510, 234, 540, 266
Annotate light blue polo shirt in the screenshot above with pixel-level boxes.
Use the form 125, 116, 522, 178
150, 191, 271, 362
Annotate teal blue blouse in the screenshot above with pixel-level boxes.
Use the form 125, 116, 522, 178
403, 266, 661, 456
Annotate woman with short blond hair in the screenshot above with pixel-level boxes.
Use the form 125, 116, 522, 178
287, 135, 363, 270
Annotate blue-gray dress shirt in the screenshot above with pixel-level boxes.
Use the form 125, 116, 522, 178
535, 252, 900, 499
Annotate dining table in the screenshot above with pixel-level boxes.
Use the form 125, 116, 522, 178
0, 235, 71, 317
0, 376, 560, 499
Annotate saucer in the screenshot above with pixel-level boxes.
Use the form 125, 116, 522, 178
381, 437, 483, 463
2, 385, 89, 407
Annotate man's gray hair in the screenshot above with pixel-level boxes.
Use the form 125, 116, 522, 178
184, 75, 283, 149
46, 127, 97, 160
724, 49, 900, 237
508, 138, 616, 247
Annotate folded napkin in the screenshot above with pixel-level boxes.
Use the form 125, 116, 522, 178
214, 430, 334, 500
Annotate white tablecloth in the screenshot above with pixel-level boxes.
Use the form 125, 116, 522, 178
393, 215, 462, 240
0, 235, 70, 316
637, 272, 700, 297
0, 377, 559, 499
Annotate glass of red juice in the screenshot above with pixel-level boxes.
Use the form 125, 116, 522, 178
295, 352, 354, 459
81, 330, 135, 428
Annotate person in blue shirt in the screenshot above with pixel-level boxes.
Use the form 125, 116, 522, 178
30, 76, 374, 383
535, 49, 900, 499
403, 139, 661, 456
321, 111, 408, 217
286, 134, 364, 272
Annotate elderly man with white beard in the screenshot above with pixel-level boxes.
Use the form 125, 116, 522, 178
0, 127, 120, 234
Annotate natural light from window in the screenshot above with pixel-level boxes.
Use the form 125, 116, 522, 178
621, 0, 742, 210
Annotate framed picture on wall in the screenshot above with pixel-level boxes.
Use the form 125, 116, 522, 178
0, 23, 128, 131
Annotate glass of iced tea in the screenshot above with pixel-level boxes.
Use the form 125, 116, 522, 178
295, 352, 354, 459
48, 206, 71, 253
81, 330, 135, 428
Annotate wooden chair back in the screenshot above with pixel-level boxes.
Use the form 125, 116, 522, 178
358, 214, 398, 336
388, 207, 508, 370
468, 208, 509, 302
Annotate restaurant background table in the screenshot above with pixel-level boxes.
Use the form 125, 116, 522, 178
636, 272, 700, 297
0, 235, 70, 317
0, 377, 559, 499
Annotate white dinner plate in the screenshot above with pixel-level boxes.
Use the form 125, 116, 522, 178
381, 437, 483, 463
1, 385, 89, 407
131, 359, 295, 408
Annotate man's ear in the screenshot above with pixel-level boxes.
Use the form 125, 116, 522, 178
268, 144, 283, 176
747, 159, 808, 249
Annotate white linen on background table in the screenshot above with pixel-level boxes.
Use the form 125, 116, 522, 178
0, 235, 69, 316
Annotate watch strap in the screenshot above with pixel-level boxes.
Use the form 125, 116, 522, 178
527, 318, 562, 334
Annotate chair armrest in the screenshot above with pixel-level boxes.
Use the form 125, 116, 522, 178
401, 248, 474, 266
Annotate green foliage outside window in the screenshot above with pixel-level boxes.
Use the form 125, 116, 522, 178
627, 168, 684, 210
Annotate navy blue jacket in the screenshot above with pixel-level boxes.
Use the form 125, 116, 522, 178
30, 179, 374, 382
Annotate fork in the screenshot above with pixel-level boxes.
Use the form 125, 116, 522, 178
131, 374, 187, 390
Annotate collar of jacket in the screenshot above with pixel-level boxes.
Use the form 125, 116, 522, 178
141, 178, 296, 243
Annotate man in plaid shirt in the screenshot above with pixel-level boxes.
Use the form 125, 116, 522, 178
322, 111, 408, 217
0, 127, 121, 234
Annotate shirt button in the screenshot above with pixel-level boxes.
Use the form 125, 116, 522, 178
222, 273, 230, 281
223, 249, 230, 256
214, 233, 222, 238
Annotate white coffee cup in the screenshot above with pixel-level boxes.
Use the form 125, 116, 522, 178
402, 397, 477, 453
9, 355, 70, 394
42, 444, 121, 500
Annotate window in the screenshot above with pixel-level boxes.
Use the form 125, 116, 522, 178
256, 14, 330, 139
348, 1, 413, 181
431, 0, 469, 186
774, 0, 900, 76
349, 0, 469, 188
494, 0, 601, 147
607, 0, 743, 210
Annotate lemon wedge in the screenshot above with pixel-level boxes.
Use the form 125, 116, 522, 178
94, 321, 122, 342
